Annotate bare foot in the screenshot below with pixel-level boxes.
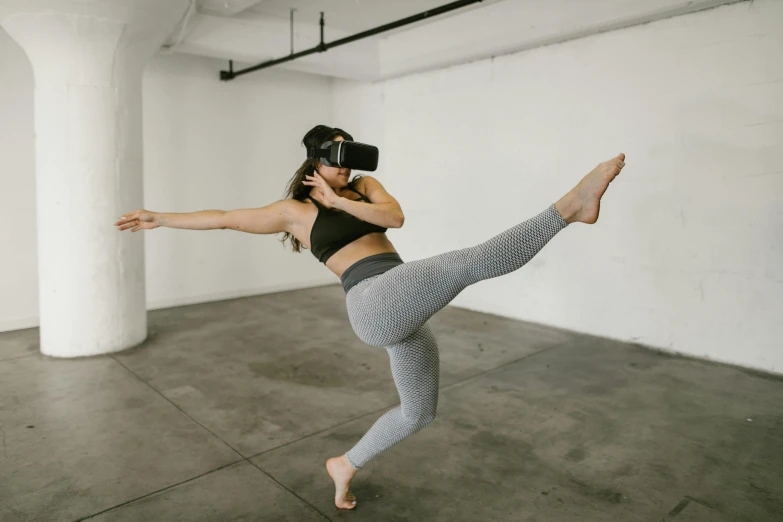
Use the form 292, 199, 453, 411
555, 153, 626, 224
326, 455, 358, 509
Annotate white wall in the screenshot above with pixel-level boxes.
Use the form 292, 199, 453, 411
3, 0, 781, 375
0, 28, 36, 332
335, 0, 783, 374
141, 54, 335, 310
0, 42, 336, 332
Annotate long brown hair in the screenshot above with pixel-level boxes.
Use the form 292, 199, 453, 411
279, 124, 365, 254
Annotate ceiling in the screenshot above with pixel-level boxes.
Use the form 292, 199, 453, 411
177, 0, 745, 82
242, 0, 480, 32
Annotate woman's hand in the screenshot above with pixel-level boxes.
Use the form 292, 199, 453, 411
302, 170, 340, 209
115, 209, 160, 232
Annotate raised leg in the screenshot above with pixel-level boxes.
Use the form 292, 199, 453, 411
347, 203, 567, 346
346, 153, 626, 347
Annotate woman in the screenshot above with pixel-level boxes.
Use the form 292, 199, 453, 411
116, 124, 626, 510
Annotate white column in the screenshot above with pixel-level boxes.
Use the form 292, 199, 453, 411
0, 0, 189, 357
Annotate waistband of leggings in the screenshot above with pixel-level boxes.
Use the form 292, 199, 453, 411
341, 252, 404, 294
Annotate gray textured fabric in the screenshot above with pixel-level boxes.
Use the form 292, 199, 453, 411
342, 203, 569, 469
341, 252, 404, 294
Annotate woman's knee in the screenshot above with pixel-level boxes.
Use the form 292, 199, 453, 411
403, 409, 436, 431
420, 409, 437, 427
404, 398, 437, 427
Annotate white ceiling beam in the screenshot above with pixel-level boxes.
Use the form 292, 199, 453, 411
197, 0, 267, 17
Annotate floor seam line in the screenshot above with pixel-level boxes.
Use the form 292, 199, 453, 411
92, 355, 331, 522
440, 339, 571, 393
71, 460, 244, 522
109, 355, 245, 458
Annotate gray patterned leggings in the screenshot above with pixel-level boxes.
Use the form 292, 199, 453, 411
342, 203, 569, 469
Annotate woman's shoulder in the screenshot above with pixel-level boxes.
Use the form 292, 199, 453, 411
350, 174, 366, 190
350, 174, 375, 196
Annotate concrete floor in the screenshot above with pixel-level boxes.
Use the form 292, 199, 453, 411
1, 284, 782, 522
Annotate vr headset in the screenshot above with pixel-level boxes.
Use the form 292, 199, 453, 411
307, 140, 379, 172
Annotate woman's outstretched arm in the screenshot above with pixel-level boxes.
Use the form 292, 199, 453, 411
157, 210, 225, 230
116, 200, 293, 234
220, 200, 293, 234
115, 209, 223, 232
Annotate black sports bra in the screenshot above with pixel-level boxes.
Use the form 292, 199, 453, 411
306, 185, 388, 264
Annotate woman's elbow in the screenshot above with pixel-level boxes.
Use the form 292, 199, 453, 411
394, 213, 405, 228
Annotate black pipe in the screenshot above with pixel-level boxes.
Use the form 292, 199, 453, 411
319, 12, 325, 52
220, 0, 483, 81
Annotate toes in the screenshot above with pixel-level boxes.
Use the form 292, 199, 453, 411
336, 493, 357, 509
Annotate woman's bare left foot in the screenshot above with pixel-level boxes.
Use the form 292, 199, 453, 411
556, 153, 626, 224
326, 455, 358, 509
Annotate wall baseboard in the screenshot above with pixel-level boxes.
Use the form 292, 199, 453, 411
3, 289, 780, 378
449, 304, 783, 378
146, 276, 337, 311
0, 276, 337, 333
